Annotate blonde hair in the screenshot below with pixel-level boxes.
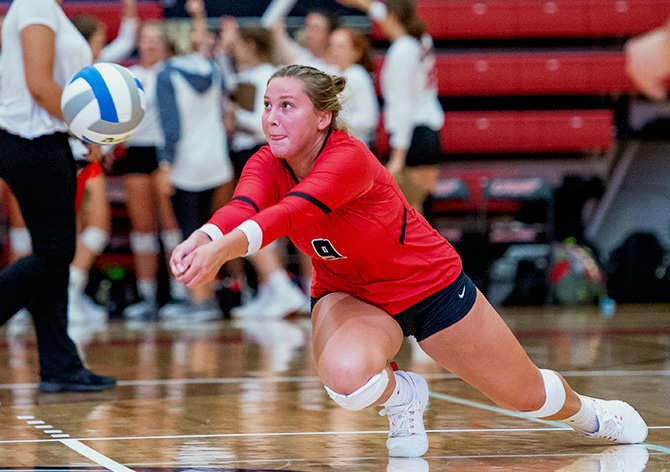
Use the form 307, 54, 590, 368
269, 65, 348, 133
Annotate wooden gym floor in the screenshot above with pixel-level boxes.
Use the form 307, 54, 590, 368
0, 303, 668, 471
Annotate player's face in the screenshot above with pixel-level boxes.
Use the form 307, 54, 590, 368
263, 77, 329, 160
328, 29, 360, 71
138, 25, 166, 65
304, 13, 330, 55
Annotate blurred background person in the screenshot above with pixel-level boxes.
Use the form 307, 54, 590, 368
0, 0, 115, 392
271, 9, 340, 70
216, 16, 308, 319
155, 0, 235, 321
339, 0, 443, 216
327, 26, 379, 147
117, 20, 188, 320
71, 0, 138, 64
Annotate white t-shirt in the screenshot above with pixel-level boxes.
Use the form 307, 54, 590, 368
125, 62, 164, 147
381, 34, 444, 150
0, 0, 92, 139
339, 64, 379, 146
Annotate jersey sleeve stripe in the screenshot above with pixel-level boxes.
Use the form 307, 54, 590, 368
232, 196, 260, 213
399, 207, 407, 245
285, 192, 332, 214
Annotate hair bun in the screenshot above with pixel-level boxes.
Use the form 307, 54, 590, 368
333, 75, 347, 95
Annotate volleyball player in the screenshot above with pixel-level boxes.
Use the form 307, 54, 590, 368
169, 65, 647, 457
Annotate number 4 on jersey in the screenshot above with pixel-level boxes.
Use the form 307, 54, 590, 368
312, 239, 346, 260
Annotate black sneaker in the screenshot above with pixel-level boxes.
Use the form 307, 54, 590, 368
39, 369, 117, 393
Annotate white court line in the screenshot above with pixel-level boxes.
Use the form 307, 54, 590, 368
61, 439, 135, 472
429, 391, 566, 427
5, 426, 670, 445
0, 369, 669, 389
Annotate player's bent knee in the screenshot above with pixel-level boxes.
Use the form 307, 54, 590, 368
325, 369, 389, 411
522, 369, 566, 418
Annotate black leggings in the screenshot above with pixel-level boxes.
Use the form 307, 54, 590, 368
0, 129, 83, 379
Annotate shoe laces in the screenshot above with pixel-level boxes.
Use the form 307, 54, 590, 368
380, 401, 420, 438
593, 402, 624, 442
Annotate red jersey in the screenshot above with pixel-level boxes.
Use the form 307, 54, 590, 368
75, 161, 103, 213
208, 130, 462, 315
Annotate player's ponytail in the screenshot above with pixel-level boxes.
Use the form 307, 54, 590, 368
269, 64, 348, 133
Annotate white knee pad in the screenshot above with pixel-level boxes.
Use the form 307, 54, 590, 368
79, 227, 110, 254
9, 227, 31, 254
160, 229, 182, 253
324, 369, 389, 411
130, 231, 160, 255
524, 369, 566, 418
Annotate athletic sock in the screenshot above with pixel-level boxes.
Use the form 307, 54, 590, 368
383, 371, 414, 408
137, 278, 158, 304
563, 395, 599, 433
69, 266, 88, 297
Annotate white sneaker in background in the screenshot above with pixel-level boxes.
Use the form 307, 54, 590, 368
7, 309, 31, 337
123, 300, 158, 320
231, 280, 308, 319
80, 295, 108, 324
230, 285, 271, 319
187, 299, 223, 322
380, 371, 430, 457
68, 293, 107, 327
160, 299, 222, 324
158, 300, 190, 319
260, 282, 309, 319
577, 396, 648, 444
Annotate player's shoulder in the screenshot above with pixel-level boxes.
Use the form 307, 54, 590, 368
324, 130, 371, 157
321, 131, 379, 170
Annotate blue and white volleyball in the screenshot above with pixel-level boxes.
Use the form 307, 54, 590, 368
61, 62, 146, 145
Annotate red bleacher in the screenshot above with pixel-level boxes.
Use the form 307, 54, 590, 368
434, 51, 635, 96
375, 51, 635, 96
375, 109, 613, 156
374, 0, 670, 40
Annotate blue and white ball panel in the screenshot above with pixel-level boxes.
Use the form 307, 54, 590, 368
61, 62, 146, 145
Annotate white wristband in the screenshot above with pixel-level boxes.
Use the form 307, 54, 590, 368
369, 1, 387, 21
235, 220, 263, 256
198, 223, 224, 241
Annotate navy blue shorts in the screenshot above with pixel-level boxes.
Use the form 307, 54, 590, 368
392, 270, 477, 341
310, 270, 478, 342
